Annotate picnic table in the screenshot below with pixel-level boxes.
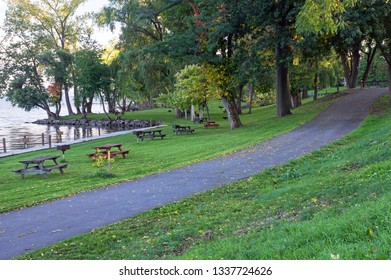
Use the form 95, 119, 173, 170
133, 130, 166, 141
13, 155, 68, 178
204, 120, 219, 128
88, 143, 129, 159
173, 125, 195, 135
193, 118, 207, 124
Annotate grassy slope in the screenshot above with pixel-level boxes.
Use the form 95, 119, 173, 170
18, 95, 391, 260
0, 96, 335, 213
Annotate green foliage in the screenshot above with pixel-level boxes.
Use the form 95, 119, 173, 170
74, 49, 111, 100
0, 36, 55, 116
171, 64, 218, 109
92, 155, 115, 177
247, 91, 277, 107
296, 0, 358, 35
0, 0, 96, 117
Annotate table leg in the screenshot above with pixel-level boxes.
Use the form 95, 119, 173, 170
107, 149, 111, 172
20, 163, 29, 179
53, 158, 64, 174
39, 162, 48, 178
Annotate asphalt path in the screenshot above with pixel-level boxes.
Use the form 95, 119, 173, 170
0, 88, 386, 259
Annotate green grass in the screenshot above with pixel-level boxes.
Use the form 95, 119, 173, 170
0, 95, 337, 213
15, 94, 391, 260
308, 86, 348, 96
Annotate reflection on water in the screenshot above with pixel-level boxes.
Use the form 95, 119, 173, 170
0, 98, 129, 153
4, 124, 122, 151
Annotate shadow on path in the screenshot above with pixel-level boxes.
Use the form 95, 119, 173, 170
0, 88, 386, 259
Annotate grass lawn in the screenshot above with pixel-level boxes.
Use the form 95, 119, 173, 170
12, 93, 391, 260
0, 95, 338, 213
308, 86, 348, 96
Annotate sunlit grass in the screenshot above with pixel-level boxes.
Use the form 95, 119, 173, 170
16, 95, 391, 260
0, 95, 338, 213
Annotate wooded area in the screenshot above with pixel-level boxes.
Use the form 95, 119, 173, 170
0, 0, 390, 128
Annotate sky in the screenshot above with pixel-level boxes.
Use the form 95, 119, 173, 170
0, 0, 118, 46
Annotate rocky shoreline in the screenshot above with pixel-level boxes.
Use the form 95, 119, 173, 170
32, 118, 162, 129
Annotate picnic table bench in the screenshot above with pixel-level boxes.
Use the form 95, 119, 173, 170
133, 130, 166, 141
88, 143, 129, 159
204, 120, 219, 128
13, 155, 68, 178
173, 125, 195, 135
193, 118, 207, 124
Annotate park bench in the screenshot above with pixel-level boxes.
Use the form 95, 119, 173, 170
204, 120, 219, 128
88, 143, 129, 159
172, 125, 195, 135
134, 130, 166, 141
13, 155, 68, 178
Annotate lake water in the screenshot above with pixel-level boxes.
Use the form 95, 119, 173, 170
0, 98, 128, 153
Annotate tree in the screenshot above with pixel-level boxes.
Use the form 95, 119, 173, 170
367, 0, 391, 102
73, 49, 112, 119
0, 35, 59, 118
98, 0, 181, 110
174, 64, 217, 120
252, 0, 306, 116
295, 0, 384, 93
1, 0, 89, 117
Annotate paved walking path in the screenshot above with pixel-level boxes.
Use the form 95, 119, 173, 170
0, 88, 386, 259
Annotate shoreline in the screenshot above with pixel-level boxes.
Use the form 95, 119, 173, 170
0, 124, 167, 159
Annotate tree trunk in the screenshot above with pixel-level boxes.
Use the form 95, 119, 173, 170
42, 102, 57, 119
275, 46, 292, 117
361, 46, 377, 85
222, 96, 243, 129
248, 83, 255, 114
291, 89, 301, 108
191, 104, 196, 121
175, 108, 183, 118
236, 84, 244, 114
198, 106, 204, 121
86, 98, 93, 114
304, 87, 308, 98
341, 44, 361, 89
314, 72, 319, 101
64, 83, 74, 116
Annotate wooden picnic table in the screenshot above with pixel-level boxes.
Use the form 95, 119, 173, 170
204, 120, 219, 128
13, 155, 68, 179
88, 143, 129, 159
134, 129, 166, 141
173, 125, 195, 135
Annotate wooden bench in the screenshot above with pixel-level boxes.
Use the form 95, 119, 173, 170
204, 121, 219, 128
173, 125, 195, 135
13, 155, 68, 178
44, 163, 68, 172
110, 150, 130, 158
13, 168, 47, 176
135, 130, 166, 141
88, 150, 129, 159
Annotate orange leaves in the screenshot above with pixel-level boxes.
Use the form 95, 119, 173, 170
48, 82, 61, 96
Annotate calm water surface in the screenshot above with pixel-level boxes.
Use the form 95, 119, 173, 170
0, 98, 124, 153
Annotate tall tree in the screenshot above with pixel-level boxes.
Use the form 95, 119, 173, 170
367, 0, 391, 102
1, 0, 88, 117
0, 34, 59, 118
252, 0, 306, 116
99, 0, 180, 109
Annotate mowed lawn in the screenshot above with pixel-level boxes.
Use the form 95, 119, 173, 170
16, 94, 391, 260
0, 95, 338, 213
6, 92, 391, 260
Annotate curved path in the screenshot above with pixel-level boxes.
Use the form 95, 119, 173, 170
0, 88, 386, 259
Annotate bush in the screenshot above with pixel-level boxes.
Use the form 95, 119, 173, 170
247, 91, 277, 107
